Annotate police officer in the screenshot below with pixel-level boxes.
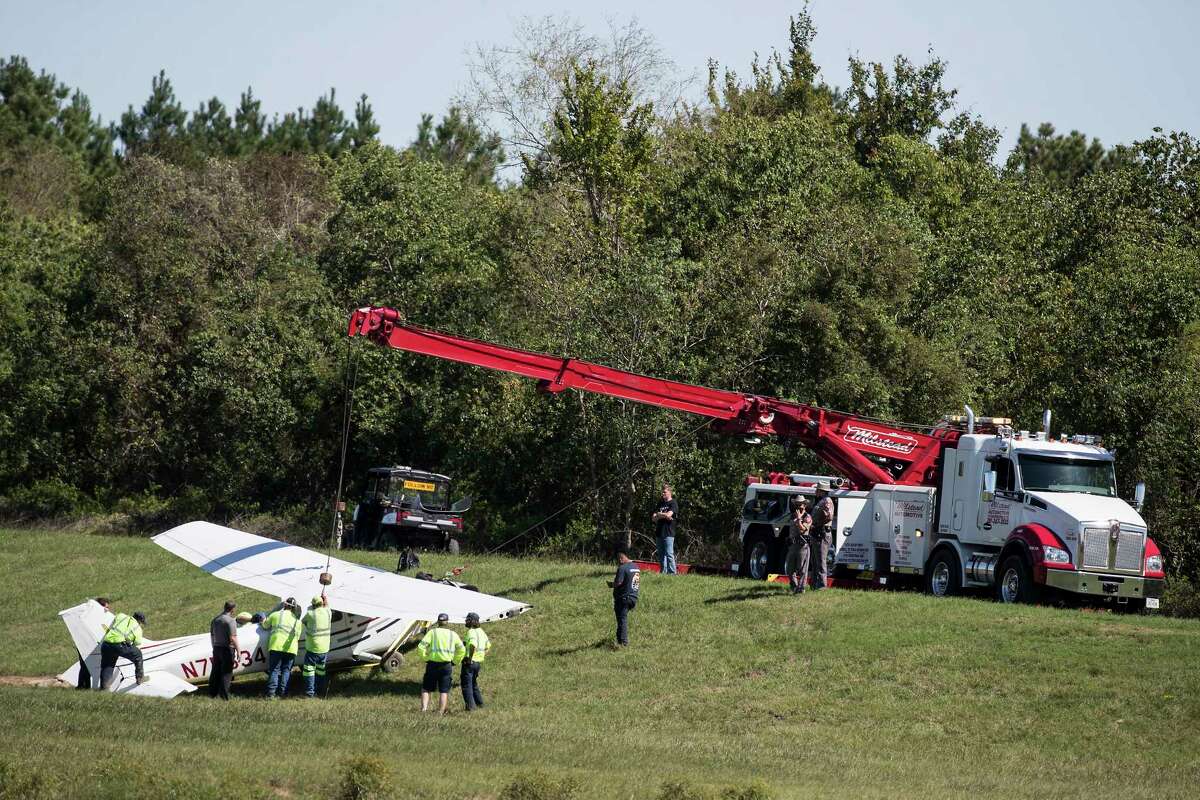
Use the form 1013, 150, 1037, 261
262, 598, 302, 698
461, 611, 491, 711
417, 612, 465, 715
608, 549, 640, 646
100, 609, 147, 689
301, 594, 332, 698
786, 497, 813, 594
810, 481, 835, 590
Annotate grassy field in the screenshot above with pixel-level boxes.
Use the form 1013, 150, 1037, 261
0, 527, 1198, 799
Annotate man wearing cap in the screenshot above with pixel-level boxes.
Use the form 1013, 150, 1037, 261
810, 482, 836, 590
301, 594, 332, 698
786, 496, 813, 594
608, 549, 640, 646
100, 608, 147, 689
262, 598, 302, 699
417, 613, 465, 714
461, 612, 490, 711
209, 600, 239, 700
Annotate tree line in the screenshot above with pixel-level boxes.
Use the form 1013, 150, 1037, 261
1, 12, 1198, 590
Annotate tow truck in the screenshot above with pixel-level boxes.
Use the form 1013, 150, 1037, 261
346, 306, 1166, 610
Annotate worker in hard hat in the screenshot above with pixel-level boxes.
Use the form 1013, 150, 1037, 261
416, 612, 465, 714
262, 597, 302, 699
461, 611, 491, 711
100, 609, 147, 689
301, 594, 332, 698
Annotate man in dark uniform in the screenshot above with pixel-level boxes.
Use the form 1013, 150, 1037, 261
810, 481, 835, 590
652, 484, 678, 574
209, 600, 239, 700
608, 549, 641, 646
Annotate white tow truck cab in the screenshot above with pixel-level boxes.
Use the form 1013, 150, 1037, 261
738, 412, 1166, 609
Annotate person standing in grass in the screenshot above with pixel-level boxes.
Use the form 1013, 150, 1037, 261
262, 598, 302, 699
417, 612, 465, 715
608, 549, 641, 646
652, 484, 679, 574
786, 497, 813, 595
460, 611, 490, 711
209, 600, 239, 700
301, 594, 332, 698
810, 482, 835, 590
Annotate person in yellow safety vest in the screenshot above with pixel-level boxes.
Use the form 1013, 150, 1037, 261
461, 611, 491, 712
417, 612, 465, 715
301, 594, 332, 698
262, 598, 302, 699
100, 610, 147, 689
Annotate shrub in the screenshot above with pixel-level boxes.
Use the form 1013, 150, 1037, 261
1162, 575, 1200, 619
0, 478, 96, 520
659, 780, 711, 800
500, 771, 581, 800
720, 782, 776, 800
337, 755, 392, 800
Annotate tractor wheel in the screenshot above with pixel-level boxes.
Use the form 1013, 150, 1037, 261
380, 652, 404, 673
926, 550, 961, 598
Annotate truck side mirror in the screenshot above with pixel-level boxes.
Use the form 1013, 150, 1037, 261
451, 495, 473, 513
1133, 482, 1146, 513
982, 470, 996, 503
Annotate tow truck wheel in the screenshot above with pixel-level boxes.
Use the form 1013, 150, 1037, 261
380, 652, 404, 673
926, 550, 960, 598
448, 538, 460, 555
743, 534, 772, 581
997, 554, 1040, 604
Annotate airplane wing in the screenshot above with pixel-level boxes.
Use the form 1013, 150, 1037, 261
152, 521, 531, 623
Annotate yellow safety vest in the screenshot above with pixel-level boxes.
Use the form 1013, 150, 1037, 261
464, 628, 491, 663
103, 613, 143, 646
302, 606, 332, 655
417, 626, 465, 664
265, 609, 301, 655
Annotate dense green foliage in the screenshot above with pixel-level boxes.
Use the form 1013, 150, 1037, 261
1, 12, 1199, 581
1, 529, 1198, 798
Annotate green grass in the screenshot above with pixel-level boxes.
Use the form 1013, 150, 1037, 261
1, 528, 1198, 799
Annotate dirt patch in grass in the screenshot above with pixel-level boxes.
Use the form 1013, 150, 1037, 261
0, 675, 67, 688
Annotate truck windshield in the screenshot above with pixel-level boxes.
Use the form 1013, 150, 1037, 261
1017, 454, 1117, 497
390, 476, 450, 510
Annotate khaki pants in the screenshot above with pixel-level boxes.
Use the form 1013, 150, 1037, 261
785, 539, 810, 590
810, 531, 831, 588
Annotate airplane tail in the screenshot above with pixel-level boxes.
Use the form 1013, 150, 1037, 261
57, 600, 111, 689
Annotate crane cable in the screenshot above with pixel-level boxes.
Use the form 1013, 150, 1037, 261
324, 336, 359, 585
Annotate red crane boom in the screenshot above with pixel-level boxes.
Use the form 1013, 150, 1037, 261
347, 306, 959, 489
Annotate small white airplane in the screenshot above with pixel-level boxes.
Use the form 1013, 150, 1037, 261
59, 521, 530, 698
